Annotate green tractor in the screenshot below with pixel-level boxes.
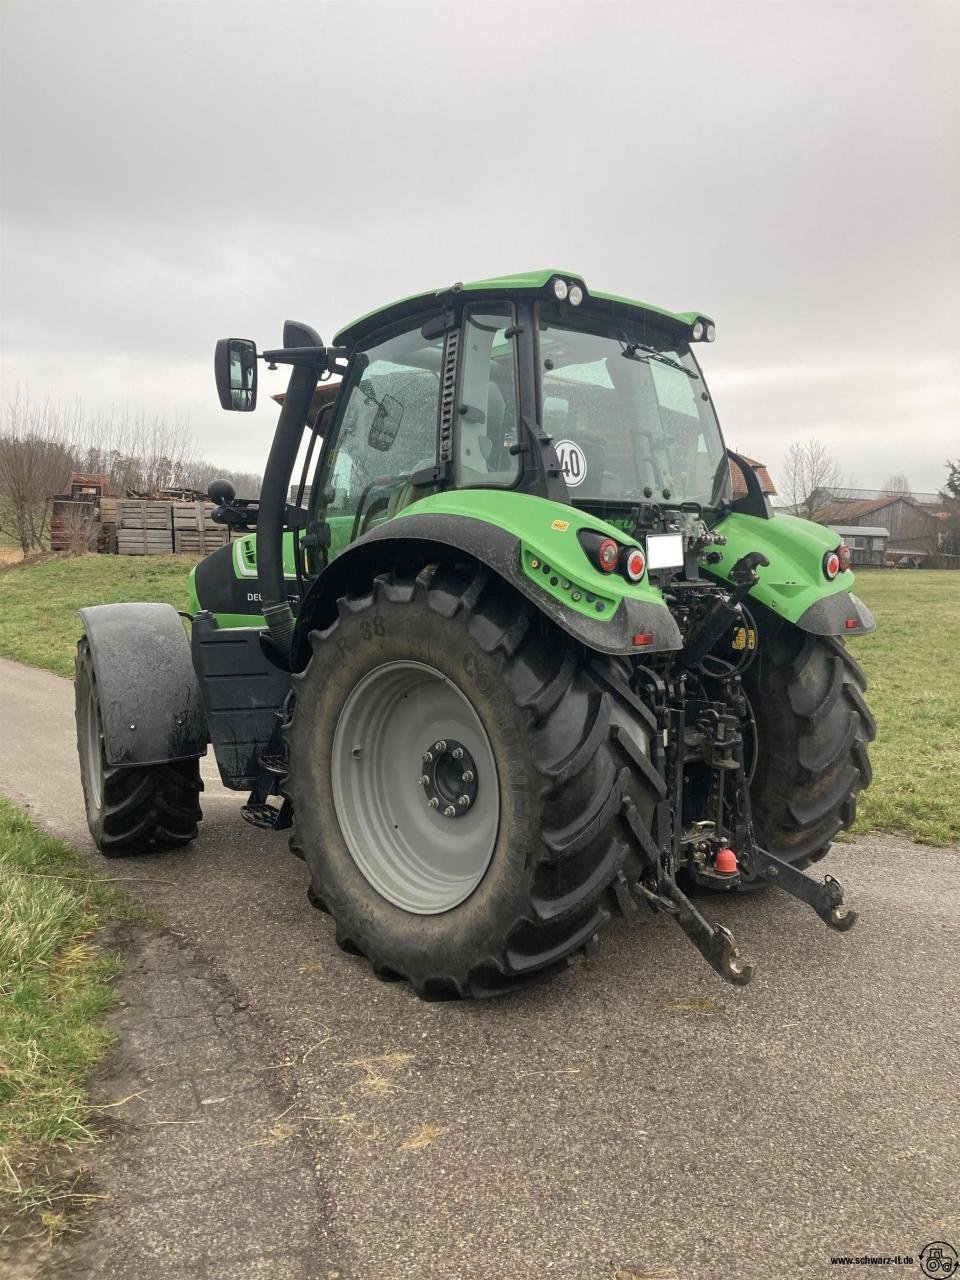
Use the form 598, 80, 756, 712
75, 270, 876, 997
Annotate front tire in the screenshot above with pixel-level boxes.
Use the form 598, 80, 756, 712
75, 638, 203, 857
283, 567, 659, 999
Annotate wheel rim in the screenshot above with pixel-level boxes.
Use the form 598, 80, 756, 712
331, 661, 500, 914
85, 684, 104, 811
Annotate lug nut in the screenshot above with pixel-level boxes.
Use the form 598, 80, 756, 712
419, 774, 429, 786
422, 751, 433, 764
428, 797, 439, 809
452, 747, 463, 760
462, 769, 474, 783
435, 740, 447, 752
443, 805, 456, 818
458, 795, 470, 807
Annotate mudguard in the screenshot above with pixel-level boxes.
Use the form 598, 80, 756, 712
705, 511, 876, 636
78, 603, 208, 766
293, 492, 683, 668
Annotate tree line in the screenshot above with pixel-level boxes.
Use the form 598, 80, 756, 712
0, 395, 262, 553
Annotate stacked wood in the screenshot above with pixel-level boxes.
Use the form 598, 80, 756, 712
117, 500, 173, 555
172, 501, 230, 555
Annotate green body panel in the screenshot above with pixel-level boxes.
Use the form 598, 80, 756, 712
395, 490, 667, 621
706, 511, 855, 622
333, 269, 712, 349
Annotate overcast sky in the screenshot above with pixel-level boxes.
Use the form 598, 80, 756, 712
2, 0, 958, 493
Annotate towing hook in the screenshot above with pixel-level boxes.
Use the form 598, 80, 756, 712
820, 874, 858, 932
659, 873, 755, 987
709, 924, 754, 987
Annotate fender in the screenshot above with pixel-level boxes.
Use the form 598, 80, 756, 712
293, 492, 683, 668
78, 603, 208, 766
706, 511, 876, 636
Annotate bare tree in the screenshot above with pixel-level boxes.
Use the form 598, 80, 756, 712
77, 405, 199, 495
0, 395, 76, 551
779, 438, 845, 518
2, 395, 262, 555
882, 472, 911, 495
57, 501, 99, 556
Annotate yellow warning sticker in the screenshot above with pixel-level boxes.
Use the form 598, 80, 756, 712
551, 519, 570, 531
732, 628, 757, 651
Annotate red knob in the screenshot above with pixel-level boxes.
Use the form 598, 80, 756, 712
715, 847, 738, 874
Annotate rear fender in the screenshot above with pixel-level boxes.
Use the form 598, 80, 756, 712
78, 603, 208, 766
292, 494, 682, 668
706, 511, 876, 636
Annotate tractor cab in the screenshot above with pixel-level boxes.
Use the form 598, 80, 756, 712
197, 270, 735, 624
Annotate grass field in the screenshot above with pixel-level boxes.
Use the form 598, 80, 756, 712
0, 553, 956, 844
0, 554, 189, 677
847, 570, 960, 845
0, 797, 136, 1239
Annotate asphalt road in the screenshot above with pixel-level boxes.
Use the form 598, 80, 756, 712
2, 654, 958, 1280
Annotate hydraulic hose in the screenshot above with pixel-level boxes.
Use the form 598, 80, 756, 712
257, 363, 318, 659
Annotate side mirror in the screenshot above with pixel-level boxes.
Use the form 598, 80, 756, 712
367, 394, 404, 452
214, 338, 258, 411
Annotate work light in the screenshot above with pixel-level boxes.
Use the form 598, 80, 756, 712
553, 278, 569, 301
568, 284, 583, 306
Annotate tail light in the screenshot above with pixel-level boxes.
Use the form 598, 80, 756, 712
823, 550, 841, 580
578, 530, 646, 583
622, 546, 646, 582
596, 537, 619, 573
838, 544, 852, 572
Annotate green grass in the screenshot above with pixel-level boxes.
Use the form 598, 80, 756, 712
0, 796, 138, 1238
0, 554, 190, 677
846, 570, 960, 846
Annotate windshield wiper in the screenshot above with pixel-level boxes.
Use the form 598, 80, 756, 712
619, 337, 698, 379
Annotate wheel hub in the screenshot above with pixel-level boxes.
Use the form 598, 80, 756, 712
418, 738, 478, 818
330, 661, 500, 914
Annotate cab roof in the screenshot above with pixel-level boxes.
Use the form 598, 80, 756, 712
333, 269, 713, 349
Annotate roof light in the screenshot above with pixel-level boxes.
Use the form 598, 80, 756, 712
705, 323, 716, 342
597, 537, 619, 572
691, 320, 704, 341
553, 278, 569, 301
622, 546, 646, 582
568, 284, 583, 306
824, 550, 841, 580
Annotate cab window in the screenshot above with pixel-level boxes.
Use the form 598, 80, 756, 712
456, 307, 520, 489
323, 322, 444, 549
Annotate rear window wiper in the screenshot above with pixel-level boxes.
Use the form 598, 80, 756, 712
619, 338, 698, 379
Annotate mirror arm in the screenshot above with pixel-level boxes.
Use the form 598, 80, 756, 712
260, 345, 349, 371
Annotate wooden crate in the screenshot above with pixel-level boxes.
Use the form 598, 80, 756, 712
172, 501, 220, 533
118, 500, 173, 531
173, 528, 230, 555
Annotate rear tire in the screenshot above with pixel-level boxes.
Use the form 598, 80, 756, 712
75, 638, 203, 857
283, 566, 659, 999
743, 620, 875, 869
